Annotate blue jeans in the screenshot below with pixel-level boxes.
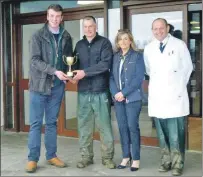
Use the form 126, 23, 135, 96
114, 101, 142, 160
28, 83, 65, 162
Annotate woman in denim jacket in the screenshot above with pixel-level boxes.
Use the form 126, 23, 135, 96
109, 29, 145, 171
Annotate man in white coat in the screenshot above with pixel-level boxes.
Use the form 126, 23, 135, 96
144, 18, 193, 176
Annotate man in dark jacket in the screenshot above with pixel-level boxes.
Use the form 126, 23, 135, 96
73, 16, 116, 169
26, 4, 73, 173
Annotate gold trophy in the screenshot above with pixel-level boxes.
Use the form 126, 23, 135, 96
62, 55, 77, 77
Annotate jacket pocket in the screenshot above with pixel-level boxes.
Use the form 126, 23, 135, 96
126, 89, 142, 103
30, 66, 47, 79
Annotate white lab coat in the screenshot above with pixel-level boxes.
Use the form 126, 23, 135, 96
144, 35, 193, 118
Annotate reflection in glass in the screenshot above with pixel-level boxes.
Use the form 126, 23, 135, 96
132, 11, 183, 50
5, 86, 14, 128
190, 13, 200, 34
188, 3, 202, 116
64, 20, 80, 49
189, 3, 202, 34
77, 1, 104, 5
24, 91, 30, 125
4, 4, 13, 82
65, 91, 78, 130
22, 24, 44, 78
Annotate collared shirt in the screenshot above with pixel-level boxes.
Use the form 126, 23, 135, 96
48, 26, 60, 34
154, 34, 170, 51
118, 48, 132, 90
119, 56, 125, 90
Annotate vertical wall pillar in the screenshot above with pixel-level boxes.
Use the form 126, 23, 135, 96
107, 0, 121, 50
0, 2, 4, 127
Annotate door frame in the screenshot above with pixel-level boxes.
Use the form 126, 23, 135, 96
124, 3, 188, 147
2, 3, 20, 132
16, 6, 104, 140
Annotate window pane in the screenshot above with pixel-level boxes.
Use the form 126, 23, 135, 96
20, 1, 104, 14
190, 13, 200, 34
188, 3, 202, 117
22, 24, 44, 78
3, 4, 13, 82
5, 86, 14, 128
109, 0, 120, 9
65, 91, 78, 130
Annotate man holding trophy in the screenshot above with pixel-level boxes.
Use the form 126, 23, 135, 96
72, 16, 116, 169
26, 4, 73, 173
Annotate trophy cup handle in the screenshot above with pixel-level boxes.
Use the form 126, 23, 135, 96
72, 56, 78, 65
62, 55, 68, 65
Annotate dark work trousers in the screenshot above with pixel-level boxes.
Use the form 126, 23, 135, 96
77, 92, 114, 160
154, 117, 186, 170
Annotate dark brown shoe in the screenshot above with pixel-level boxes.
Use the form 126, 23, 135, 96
47, 157, 67, 168
25, 161, 37, 173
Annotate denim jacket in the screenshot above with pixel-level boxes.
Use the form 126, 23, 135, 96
109, 48, 145, 103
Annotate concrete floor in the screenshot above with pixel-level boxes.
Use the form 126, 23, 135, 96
1, 131, 202, 176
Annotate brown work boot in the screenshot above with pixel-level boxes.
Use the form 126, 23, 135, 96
47, 157, 67, 168
25, 161, 37, 173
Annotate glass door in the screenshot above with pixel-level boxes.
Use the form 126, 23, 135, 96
126, 4, 187, 146
20, 23, 45, 132
18, 13, 47, 132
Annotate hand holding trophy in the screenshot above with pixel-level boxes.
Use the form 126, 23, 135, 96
62, 55, 77, 77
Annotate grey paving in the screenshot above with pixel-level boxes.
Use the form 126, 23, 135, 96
1, 131, 202, 176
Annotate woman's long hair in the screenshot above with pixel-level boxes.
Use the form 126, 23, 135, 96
115, 29, 137, 52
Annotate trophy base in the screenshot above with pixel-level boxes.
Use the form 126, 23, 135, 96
67, 72, 73, 77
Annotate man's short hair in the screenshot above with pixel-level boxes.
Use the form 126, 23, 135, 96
47, 4, 63, 13
83, 16, 97, 24
152, 18, 168, 28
